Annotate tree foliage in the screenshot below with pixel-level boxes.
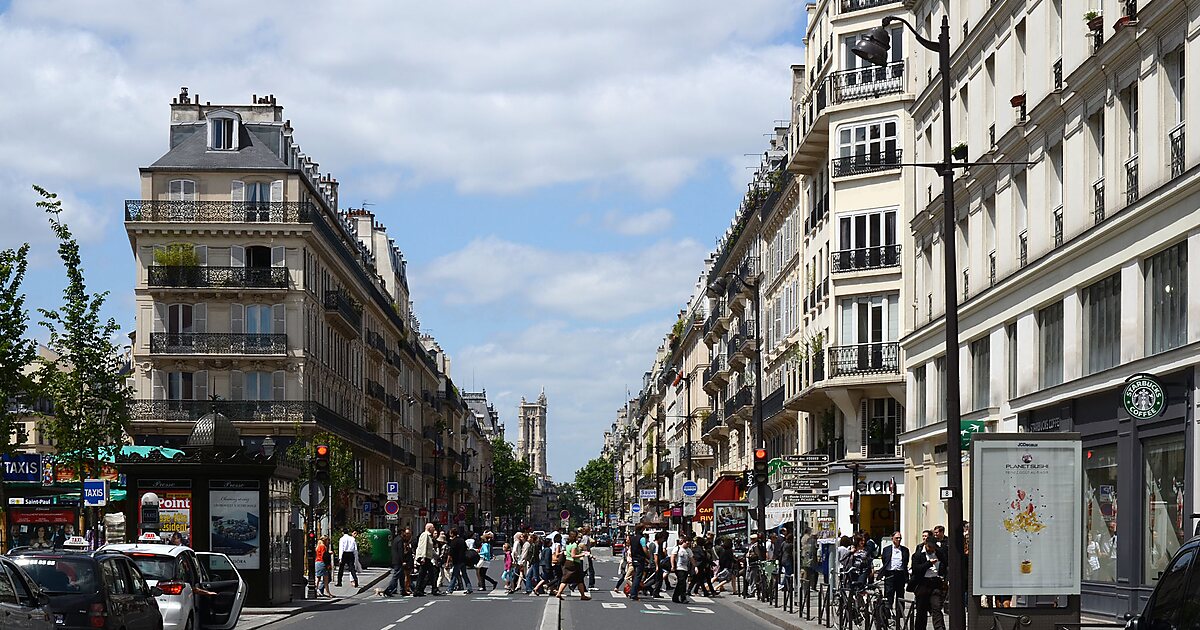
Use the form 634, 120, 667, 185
553, 483, 588, 528
0, 244, 37, 469
573, 457, 615, 516
152, 243, 198, 267
34, 187, 132, 478
490, 437, 534, 520
285, 431, 358, 508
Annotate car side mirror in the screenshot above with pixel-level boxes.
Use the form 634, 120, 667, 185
36, 592, 49, 607
150, 586, 164, 597
1124, 614, 1139, 630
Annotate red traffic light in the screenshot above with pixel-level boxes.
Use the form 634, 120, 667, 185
754, 448, 768, 461
315, 444, 330, 458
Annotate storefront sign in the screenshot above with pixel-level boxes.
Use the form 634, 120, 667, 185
8, 497, 54, 506
1123, 373, 1166, 420
971, 434, 1082, 596
209, 481, 260, 570
1, 453, 43, 483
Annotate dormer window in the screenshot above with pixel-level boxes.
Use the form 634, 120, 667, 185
207, 111, 240, 151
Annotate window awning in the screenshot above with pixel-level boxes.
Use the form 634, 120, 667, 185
695, 476, 741, 523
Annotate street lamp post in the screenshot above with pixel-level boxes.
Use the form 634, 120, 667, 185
852, 15, 965, 630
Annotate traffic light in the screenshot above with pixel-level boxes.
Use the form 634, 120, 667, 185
313, 444, 331, 483
753, 448, 769, 486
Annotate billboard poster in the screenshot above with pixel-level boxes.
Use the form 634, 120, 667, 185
209, 481, 260, 570
971, 434, 1081, 595
713, 501, 750, 538
156, 491, 192, 547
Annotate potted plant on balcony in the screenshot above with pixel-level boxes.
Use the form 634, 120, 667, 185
1085, 11, 1104, 31
951, 142, 969, 161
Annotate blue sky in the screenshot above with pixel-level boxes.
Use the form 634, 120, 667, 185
0, 0, 805, 481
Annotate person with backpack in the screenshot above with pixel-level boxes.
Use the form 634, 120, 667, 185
627, 526, 648, 600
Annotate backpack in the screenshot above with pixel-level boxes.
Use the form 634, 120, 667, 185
466, 548, 480, 567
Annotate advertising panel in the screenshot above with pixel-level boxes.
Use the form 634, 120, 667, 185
971, 434, 1082, 596
210, 481, 261, 570
157, 491, 193, 547
713, 501, 750, 538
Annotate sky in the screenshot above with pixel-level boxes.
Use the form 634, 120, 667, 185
0, 1, 806, 482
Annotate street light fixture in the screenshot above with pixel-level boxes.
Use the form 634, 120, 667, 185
852, 15, 966, 630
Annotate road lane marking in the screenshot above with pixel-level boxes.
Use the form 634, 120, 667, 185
602, 602, 626, 609
641, 610, 682, 615
381, 625, 395, 630
397, 614, 412, 622
644, 603, 670, 611
686, 607, 714, 614
690, 596, 713, 604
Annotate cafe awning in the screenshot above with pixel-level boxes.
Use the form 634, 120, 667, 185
695, 476, 741, 523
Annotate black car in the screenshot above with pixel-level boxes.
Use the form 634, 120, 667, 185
10, 549, 162, 630
593, 534, 612, 547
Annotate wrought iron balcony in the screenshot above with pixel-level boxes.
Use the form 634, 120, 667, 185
761, 386, 785, 420
725, 386, 753, 417
840, 0, 900, 12
125, 200, 314, 223
366, 379, 386, 401
366, 330, 388, 356
988, 252, 997, 287
828, 342, 900, 377
831, 149, 902, 178
1093, 178, 1106, 225
148, 266, 288, 290
1053, 59, 1063, 91
1019, 231, 1029, 267
701, 412, 723, 436
829, 62, 905, 104
1125, 157, 1139, 205
831, 244, 901, 272
323, 290, 363, 333
1170, 125, 1186, 179
684, 441, 714, 460
149, 332, 286, 355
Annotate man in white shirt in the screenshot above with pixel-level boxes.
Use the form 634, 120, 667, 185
880, 532, 909, 608
335, 528, 360, 588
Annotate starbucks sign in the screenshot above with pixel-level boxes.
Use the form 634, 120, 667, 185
1123, 373, 1165, 420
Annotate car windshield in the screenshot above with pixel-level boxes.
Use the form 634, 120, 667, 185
13, 557, 98, 594
126, 555, 177, 581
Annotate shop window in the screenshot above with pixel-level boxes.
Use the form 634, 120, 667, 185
1083, 445, 1118, 583
1144, 435, 1187, 583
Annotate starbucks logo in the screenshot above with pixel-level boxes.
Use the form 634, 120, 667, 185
1123, 374, 1165, 420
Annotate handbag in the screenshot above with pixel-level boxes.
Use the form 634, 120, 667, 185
501, 568, 514, 582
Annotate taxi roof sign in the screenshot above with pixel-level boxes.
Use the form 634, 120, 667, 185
63, 536, 88, 549
138, 532, 162, 542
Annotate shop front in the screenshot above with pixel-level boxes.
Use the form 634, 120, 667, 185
827, 459, 903, 542
1019, 369, 1193, 617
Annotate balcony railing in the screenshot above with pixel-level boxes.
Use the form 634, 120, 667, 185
831, 244, 901, 272
702, 413, 723, 436
683, 442, 714, 460
1053, 207, 1064, 247
1019, 231, 1029, 267
806, 192, 829, 233
1170, 125, 1186, 179
829, 62, 904, 104
828, 342, 900, 377
962, 269, 970, 300
1125, 157, 1139, 205
323, 290, 363, 333
125, 200, 314, 223
761, 386, 785, 420
149, 332, 286, 355
831, 149, 902, 178
725, 386, 753, 417
988, 252, 996, 287
840, 0, 900, 12
148, 266, 288, 290
800, 81, 828, 138
1093, 178, 1106, 225
1053, 59, 1063, 91
366, 379, 386, 401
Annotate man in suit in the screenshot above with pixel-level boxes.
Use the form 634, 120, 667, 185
880, 531, 910, 610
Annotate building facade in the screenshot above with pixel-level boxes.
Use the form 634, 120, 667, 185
516, 390, 548, 480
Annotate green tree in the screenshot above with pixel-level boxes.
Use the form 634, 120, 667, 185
34, 187, 133, 517
553, 483, 588, 529
491, 437, 534, 521
0, 243, 37, 491
286, 431, 357, 509
574, 457, 614, 516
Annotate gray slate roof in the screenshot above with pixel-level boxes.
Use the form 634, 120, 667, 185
149, 124, 289, 171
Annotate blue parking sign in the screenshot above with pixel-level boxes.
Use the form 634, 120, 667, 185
83, 479, 108, 507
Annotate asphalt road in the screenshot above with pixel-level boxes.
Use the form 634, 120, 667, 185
259, 547, 776, 630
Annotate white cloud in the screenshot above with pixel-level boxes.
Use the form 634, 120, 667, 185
417, 236, 705, 320
602, 208, 674, 236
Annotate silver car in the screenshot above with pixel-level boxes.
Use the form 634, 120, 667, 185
102, 544, 245, 630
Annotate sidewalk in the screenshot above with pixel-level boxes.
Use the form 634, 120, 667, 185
237, 565, 391, 629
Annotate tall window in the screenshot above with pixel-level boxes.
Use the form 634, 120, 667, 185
1144, 435, 1187, 583
167, 304, 193, 334
1145, 242, 1188, 354
913, 366, 927, 428
1121, 83, 1139, 160
1090, 111, 1106, 182
935, 356, 946, 422
971, 337, 990, 411
836, 208, 898, 270
1007, 323, 1018, 398
836, 119, 899, 174
1167, 48, 1186, 126
864, 398, 901, 458
1083, 274, 1121, 374
1039, 302, 1064, 389
168, 180, 196, 201
209, 117, 236, 150
167, 372, 194, 400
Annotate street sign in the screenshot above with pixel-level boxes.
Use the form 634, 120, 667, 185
747, 485, 774, 510
682, 497, 696, 517
362, 501, 373, 514
386, 513, 398, 522
298, 480, 327, 507
783, 454, 829, 464
560, 518, 569, 529
682, 480, 698, 497
386, 481, 399, 501
783, 478, 828, 490
793, 493, 829, 502
639, 489, 657, 500
781, 466, 828, 477
384, 500, 400, 515
939, 487, 955, 500
83, 479, 108, 507
631, 503, 641, 514
559, 509, 570, 520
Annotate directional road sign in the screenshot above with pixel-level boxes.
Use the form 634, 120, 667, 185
386, 481, 399, 501
639, 489, 657, 500
782, 466, 828, 477
783, 478, 828, 490
783, 454, 830, 464
682, 480, 698, 497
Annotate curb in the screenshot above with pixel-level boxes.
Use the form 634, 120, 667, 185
731, 599, 811, 630
243, 570, 392, 626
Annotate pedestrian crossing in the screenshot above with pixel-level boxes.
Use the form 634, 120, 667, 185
363, 585, 724, 615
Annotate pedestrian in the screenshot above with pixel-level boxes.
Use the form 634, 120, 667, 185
615, 538, 630, 589
379, 529, 408, 597
501, 543, 516, 592
911, 536, 947, 630
523, 533, 541, 594
881, 532, 909, 610
693, 538, 717, 597
447, 529, 473, 594
532, 537, 555, 595
627, 526, 648, 601
436, 531, 451, 590
671, 537, 694, 603
413, 523, 441, 596
400, 528, 414, 595
476, 532, 498, 591
509, 532, 527, 594
580, 526, 596, 589
554, 533, 592, 600
335, 528, 359, 588
314, 535, 330, 597
779, 529, 795, 591
714, 538, 735, 594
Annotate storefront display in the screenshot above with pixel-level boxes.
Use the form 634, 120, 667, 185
1083, 445, 1118, 582
1143, 435, 1186, 582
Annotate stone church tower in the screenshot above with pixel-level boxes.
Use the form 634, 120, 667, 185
516, 389, 548, 480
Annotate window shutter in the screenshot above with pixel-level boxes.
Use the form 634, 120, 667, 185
272, 371, 285, 401
270, 180, 283, 202
860, 400, 869, 458
231, 181, 245, 202
271, 246, 285, 268
151, 370, 165, 400
195, 371, 209, 401
152, 303, 166, 333
230, 304, 244, 334
231, 245, 244, 268
272, 304, 286, 336
195, 246, 208, 266
230, 370, 245, 401
193, 303, 207, 334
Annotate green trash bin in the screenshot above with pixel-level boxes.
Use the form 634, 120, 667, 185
367, 529, 392, 568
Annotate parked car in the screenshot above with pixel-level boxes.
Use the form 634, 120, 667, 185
101, 543, 245, 630
1126, 536, 1200, 630
9, 549, 157, 630
593, 534, 612, 548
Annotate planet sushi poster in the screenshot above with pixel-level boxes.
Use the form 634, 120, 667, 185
971, 435, 1081, 595
209, 480, 261, 570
